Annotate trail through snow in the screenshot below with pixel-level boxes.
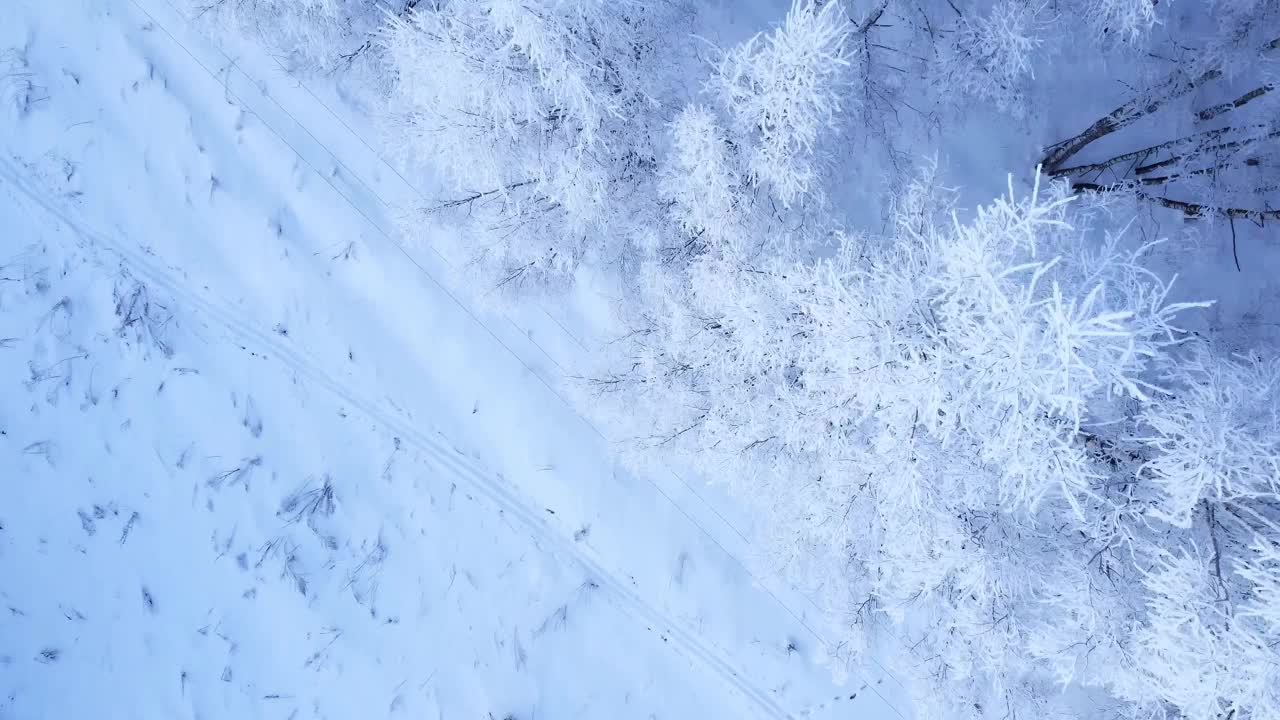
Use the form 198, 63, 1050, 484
0, 0, 913, 717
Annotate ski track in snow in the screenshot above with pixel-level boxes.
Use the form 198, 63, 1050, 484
0, 0, 912, 717
0, 156, 790, 719
1, 175, 743, 718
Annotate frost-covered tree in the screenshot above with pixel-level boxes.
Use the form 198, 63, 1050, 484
650, 0, 853, 265
706, 0, 851, 206
587, 164, 1280, 719
202, 1, 1280, 718
189, 0, 390, 72
946, 0, 1048, 115
378, 0, 856, 293
381, 0, 684, 293
656, 105, 746, 257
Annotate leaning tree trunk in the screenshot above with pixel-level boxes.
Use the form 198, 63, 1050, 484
1040, 37, 1280, 224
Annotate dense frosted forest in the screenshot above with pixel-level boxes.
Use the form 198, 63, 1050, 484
4, 0, 1279, 718
195, 0, 1280, 717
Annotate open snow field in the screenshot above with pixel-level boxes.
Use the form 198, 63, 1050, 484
0, 0, 913, 717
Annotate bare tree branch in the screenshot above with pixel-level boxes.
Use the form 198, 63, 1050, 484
1196, 83, 1275, 123
1133, 129, 1279, 176
1042, 37, 1280, 172
1049, 126, 1259, 179
853, 0, 892, 35
1074, 181, 1280, 221
429, 179, 536, 212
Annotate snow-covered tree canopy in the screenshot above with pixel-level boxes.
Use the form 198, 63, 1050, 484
190, 0, 390, 71
379, 0, 687, 292
209, 0, 1280, 718
592, 168, 1279, 719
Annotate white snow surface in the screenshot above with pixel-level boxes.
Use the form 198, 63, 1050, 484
0, 0, 913, 718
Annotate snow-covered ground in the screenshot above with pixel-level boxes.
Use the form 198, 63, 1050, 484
0, 0, 914, 717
